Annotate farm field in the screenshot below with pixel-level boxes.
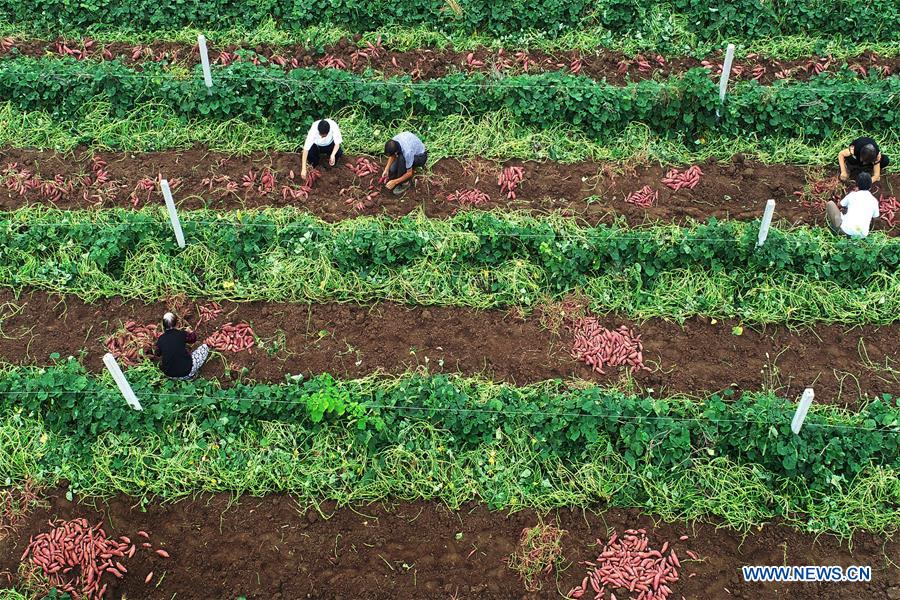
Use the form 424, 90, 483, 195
0, 2, 898, 599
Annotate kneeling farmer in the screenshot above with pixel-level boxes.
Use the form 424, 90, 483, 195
383, 131, 427, 195
838, 136, 890, 182
156, 312, 209, 380
826, 172, 880, 238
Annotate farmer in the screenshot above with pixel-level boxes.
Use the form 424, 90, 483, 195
300, 118, 343, 180
383, 131, 427, 195
155, 312, 209, 381
825, 172, 880, 238
838, 136, 890, 183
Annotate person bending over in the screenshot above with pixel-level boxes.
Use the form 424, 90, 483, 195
825, 172, 880, 238
301, 118, 343, 180
155, 312, 209, 380
383, 131, 427, 195
838, 136, 890, 183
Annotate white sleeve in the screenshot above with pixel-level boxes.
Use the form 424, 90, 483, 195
303, 124, 317, 152
840, 197, 849, 208
331, 120, 342, 146
873, 201, 880, 219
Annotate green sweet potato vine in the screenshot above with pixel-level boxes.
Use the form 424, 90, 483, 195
1, 361, 897, 501
1, 0, 897, 42
0, 57, 897, 143
0, 208, 898, 304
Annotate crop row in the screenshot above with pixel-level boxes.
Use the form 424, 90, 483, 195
2, 0, 898, 42
2, 207, 898, 289
1, 58, 897, 143
4, 409, 897, 538
2, 361, 897, 530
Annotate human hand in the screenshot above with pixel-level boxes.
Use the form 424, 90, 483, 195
839, 172, 848, 182
301, 166, 307, 180
385, 179, 396, 190
329, 156, 336, 167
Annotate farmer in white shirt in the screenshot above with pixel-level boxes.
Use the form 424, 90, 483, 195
825, 172, 880, 238
382, 131, 427, 195
301, 118, 343, 179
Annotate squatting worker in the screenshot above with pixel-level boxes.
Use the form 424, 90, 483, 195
155, 312, 210, 381
838, 136, 890, 183
383, 131, 427, 195
301, 118, 343, 179
826, 172, 880, 239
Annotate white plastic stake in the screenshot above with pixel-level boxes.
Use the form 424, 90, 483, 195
791, 388, 815, 434
103, 353, 143, 411
718, 43, 736, 104
160, 179, 186, 248
198, 34, 213, 91
756, 199, 776, 247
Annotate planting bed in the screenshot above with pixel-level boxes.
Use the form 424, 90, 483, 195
1, 491, 898, 600
1, 148, 896, 232
0, 290, 896, 406
1, 37, 898, 84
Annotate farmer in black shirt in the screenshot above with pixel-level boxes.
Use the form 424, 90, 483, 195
155, 312, 209, 380
838, 137, 890, 183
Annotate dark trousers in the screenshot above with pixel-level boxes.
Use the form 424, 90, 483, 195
846, 153, 890, 176
389, 151, 428, 179
308, 142, 343, 167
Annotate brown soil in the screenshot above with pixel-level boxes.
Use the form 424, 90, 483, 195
0, 490, 897, 599
2, 148, 896, 233
1, 36, 896, 84
1, 289, 896, 408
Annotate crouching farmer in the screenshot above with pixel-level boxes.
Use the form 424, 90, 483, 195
838, 136, 890, 183
826, 172, 880, 238
156, 312, 209, 380
301, 118, 344, 180
383, 131, 427, 195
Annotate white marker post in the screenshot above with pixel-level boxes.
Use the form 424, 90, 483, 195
716, 43, 736, 117
756, 199, 776, 247
198, 34, 213, 92
160, 179, 186, 248
790, 388, 815, 434
103, 353, 143, 411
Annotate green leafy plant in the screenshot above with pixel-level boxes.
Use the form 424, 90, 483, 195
1, 361, 896, 499
1, 0, 896, 42
0, 208, 898, 325
0, 58, 896, 144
